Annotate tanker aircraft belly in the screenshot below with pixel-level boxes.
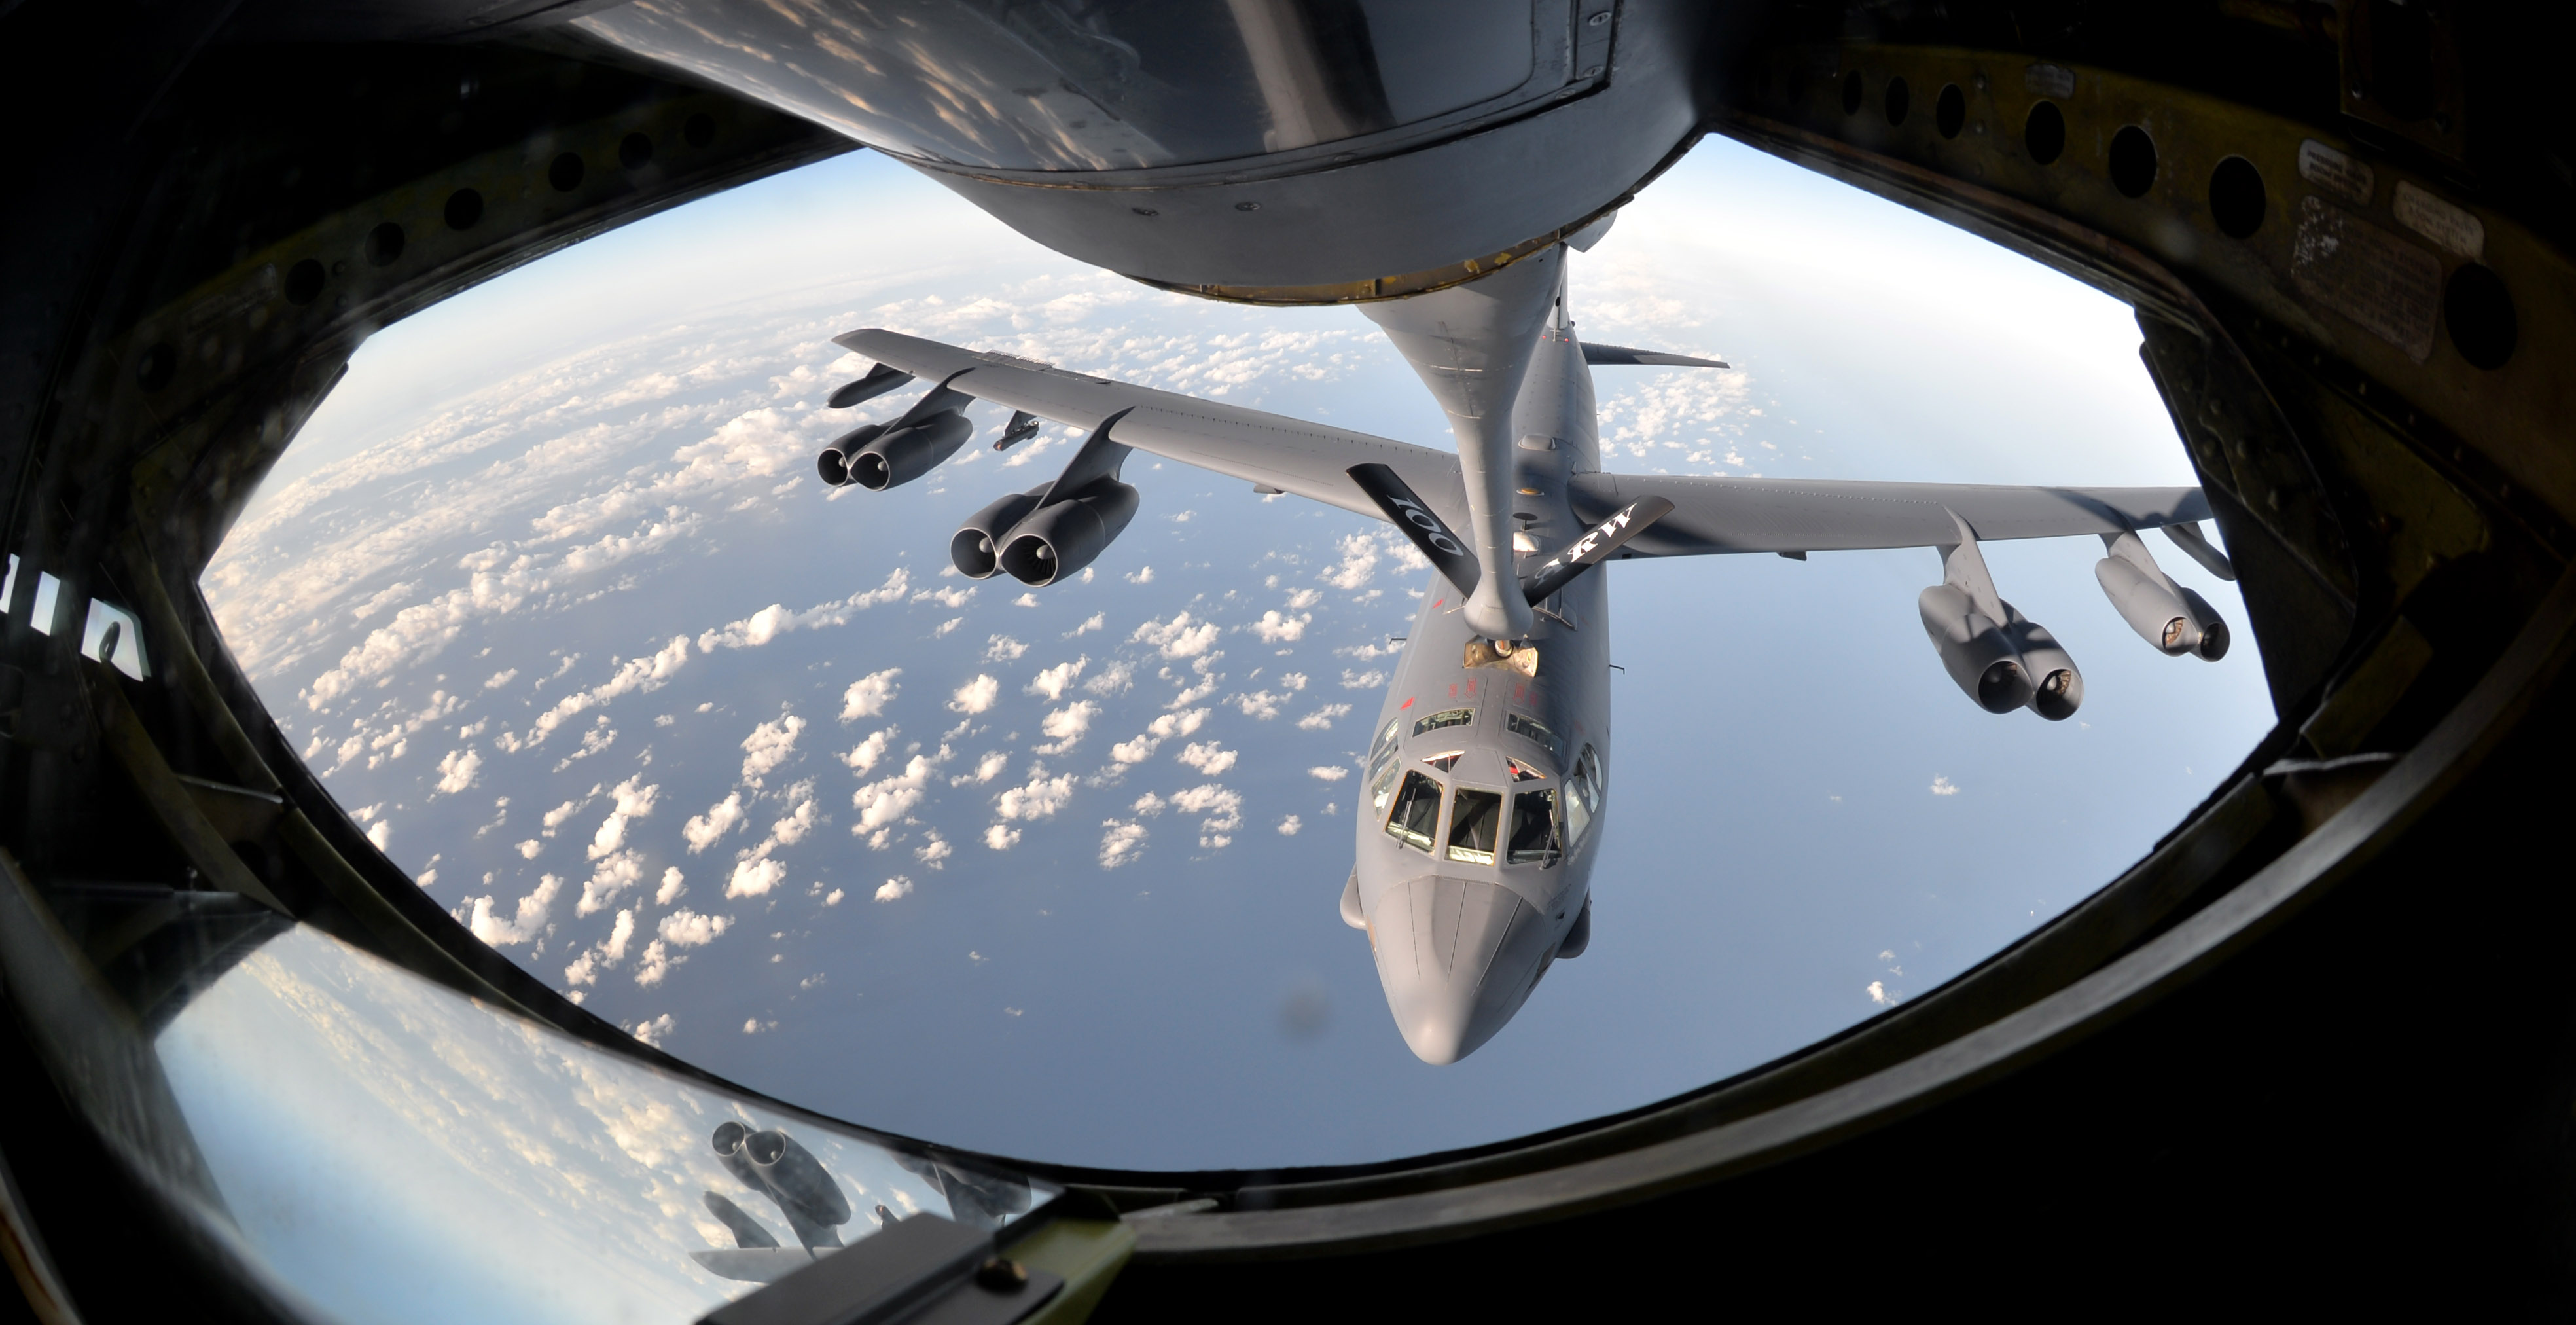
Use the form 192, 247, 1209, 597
815, 241, 2234, 1064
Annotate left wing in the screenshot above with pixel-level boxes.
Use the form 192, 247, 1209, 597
1569, 471, 2209, 557
836, 329, 1470, 531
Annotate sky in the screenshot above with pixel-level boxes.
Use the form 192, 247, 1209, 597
193, 130, 2276, 1210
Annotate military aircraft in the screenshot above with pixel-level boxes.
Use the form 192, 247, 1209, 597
813, 223, 2234, 1064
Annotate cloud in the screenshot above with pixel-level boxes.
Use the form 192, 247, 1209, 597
577, 850, 647, 917
1082, 660, 1133, 695
587, 776, 660, 860
512, 636, 691, 748
435, 746, 482, 795
634, 940, 674, 987
726, 857, 785, 898
948, 674, 1000, 714
739, 715, 807, 786
1249, 611, 1310, 643
1071, 612, 1104, 636
842, 727, 895, 774
516, 839, 542, 860
766, 781, 819, 846
1176, 742, 1237, 776
1296, 703, 1353, 730
1132, 611, 1219, 658
656, 867, 685, 905
1232, 691, 1283, 719
1308, 765, 1350, 782
1340, 669, 1386, 689
874, 875, 914, 902
1033, 700, 1098, 755
630, 1013, 675, 1045
983, 635, 1029, 662
912, 584, 975, 609
1026, 656, 1087, 700
1110, 706, 1208, 764
1125, 566, 1154, 584
658, 909, 731, 946
997, 766, 1077, 822
454, 874, 562, 947
984, 824, 1020, 850
683, 792, 744, 852
915, 831, 952, 869
954, 750, 1009, 786
1130, 792, 1166, 816
840, 668, 901, 721
700, 569, 910, 650
1285, 589, 1322, 609
852, 749, 946, 837
1869, 981, 1899, 1005
483, 668, 518, 689
1170, 784, 1244, 849
1277, 814, 1302, 835
1098, 820, 1148, 869
1929, 775, 1959, 796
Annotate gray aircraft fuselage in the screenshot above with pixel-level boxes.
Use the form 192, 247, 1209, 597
1347, 296, 1614, 1065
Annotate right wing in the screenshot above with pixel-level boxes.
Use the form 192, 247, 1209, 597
1569, 472, 2209, 557
836, 329, 1469, 530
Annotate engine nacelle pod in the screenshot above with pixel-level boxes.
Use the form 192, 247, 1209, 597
998, 479, 1139, 585
1919, 585, 2032, 714
2096, 554, 2200, 655
846, 410, 973, 491
2002, 615, 2083, 721
743, 1129, 853, 1229
815, 422, 884, 486
950, 486, 1048, 579
2177, 586, 2230, 661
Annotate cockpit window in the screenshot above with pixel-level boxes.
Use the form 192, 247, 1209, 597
1505, 757, 1546, 782
1446, 788, 1502, 865
1422, 750, 1464, 772
1412, 706, 1474, 738
1365, 716, 1404, 814
1505, 712, 1560, 759
1507, 788, 1560, 865
1564, 744, 1603, 846
1384, 770, 1443, 852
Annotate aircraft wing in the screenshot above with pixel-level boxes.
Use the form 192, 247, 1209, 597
835, 329, 1469, 530
1568, 471, 2209, 557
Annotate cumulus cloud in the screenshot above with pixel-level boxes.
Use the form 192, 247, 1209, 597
1132, 611, 1219, 658
1033, 700, 1098, 755
983, 635, 1029, 662
739, 714, 806, 785
1309, 765, 1350, 781
656, 867, 685, 905
984, 824, 1020, 850
1869, 981, 1899, 1005
1232, 691, 1284, 719
1929, 775, 1959, 796
1277, 814, 1302, 835
1098, 820, 1148, 869
684, 793, 744, 852
954, 750, 1010, 786
1171, 784, 1244, 849
630, 1012, 675, 1045
1249, 611, 1310, 644
1110, 706, 1208, 764
842, 727, 895, 774
840, 668, 901, 721
1026, 656, 1087, 700
434, 746, 482, 795
727, 857, 785, 898
700, 568, 909, 651
577, 850, 647, 918
874, 875, 914, 902
997, 766, 1077, 822
634, 941, 674, 987
1176, 742, 1237, 776
1340, 669, 1386, 689
587, 775, 660, 860
852, 748, 946, 839
1082, 660, 1133, 695
915, 830, 952, 869
659, 909, 731, 946
1296, 703, 1353, 730
949, 674, 1000, 714
510, 635, 691, 748
454, 874, 562, 947
1071, 612, 1104, 636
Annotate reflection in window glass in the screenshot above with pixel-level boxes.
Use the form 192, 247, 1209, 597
1507, 789, 1560, 865
1505, 712, 1560, 760
1505, 757, 1545, 782
1422, 750, 1463, 772
1446, 788, 1501, 865
1365, 716, 1404, 816
1384, 770, 1442, 851
1412, 706, 1473, 738
1564, 744, 1601, 846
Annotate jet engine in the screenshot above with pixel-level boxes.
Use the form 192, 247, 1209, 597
950, 486, 1049, 579
1920, 515, 2083, 720
997, 478, 1139, 586
742, 1129, 854, 1231
2095, 530, 2230, 661
814, 422, 883, 486
844, 409, 973, 491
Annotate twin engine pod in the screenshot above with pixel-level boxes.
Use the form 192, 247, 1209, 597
1918, 586, 2084, 720
815, 409, 974, 491
2095, 531, 2230, 661
951, 479, 1140, 585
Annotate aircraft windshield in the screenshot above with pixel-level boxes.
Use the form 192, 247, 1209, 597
1505, 712, 1561, 760
1446, 789, 1503, 865
1384, 770, 1443, 852
1508, 790, 1561, 865
1365, 716, 1404, 816
1564, 745, 1602, 847
1413, 707, 1474, 738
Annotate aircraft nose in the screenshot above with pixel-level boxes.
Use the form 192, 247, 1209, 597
1368, 875, 1553, 1064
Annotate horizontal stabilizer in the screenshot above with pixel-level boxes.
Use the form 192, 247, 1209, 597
1581, 342, 1730, 369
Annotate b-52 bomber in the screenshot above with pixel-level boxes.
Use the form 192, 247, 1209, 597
811, 219, 2234, 1064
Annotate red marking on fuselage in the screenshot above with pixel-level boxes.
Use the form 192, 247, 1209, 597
1447, 683, 1458, 698
1465, 678, 1478, 695
1400, 696, 1415, 710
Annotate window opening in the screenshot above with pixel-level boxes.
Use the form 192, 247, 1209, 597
1412, 706, 1473, 739
1508, 788, 1561, 865
82, 600, 149, 680
1564, 744, 1603, 846
1422, 750, 1464, 773
1384, 770, 1443, 852
1446, 788, 1503, 865
1505, 757, 1546, 782
1505, 712, 1561, 759
1364, 716, 1404, 815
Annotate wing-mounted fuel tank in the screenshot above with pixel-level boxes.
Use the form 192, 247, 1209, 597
1918, 514, 2083, 721
817, 369, 976, 490
2096, 529, 2230, 661
951, 409, 1139, 587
